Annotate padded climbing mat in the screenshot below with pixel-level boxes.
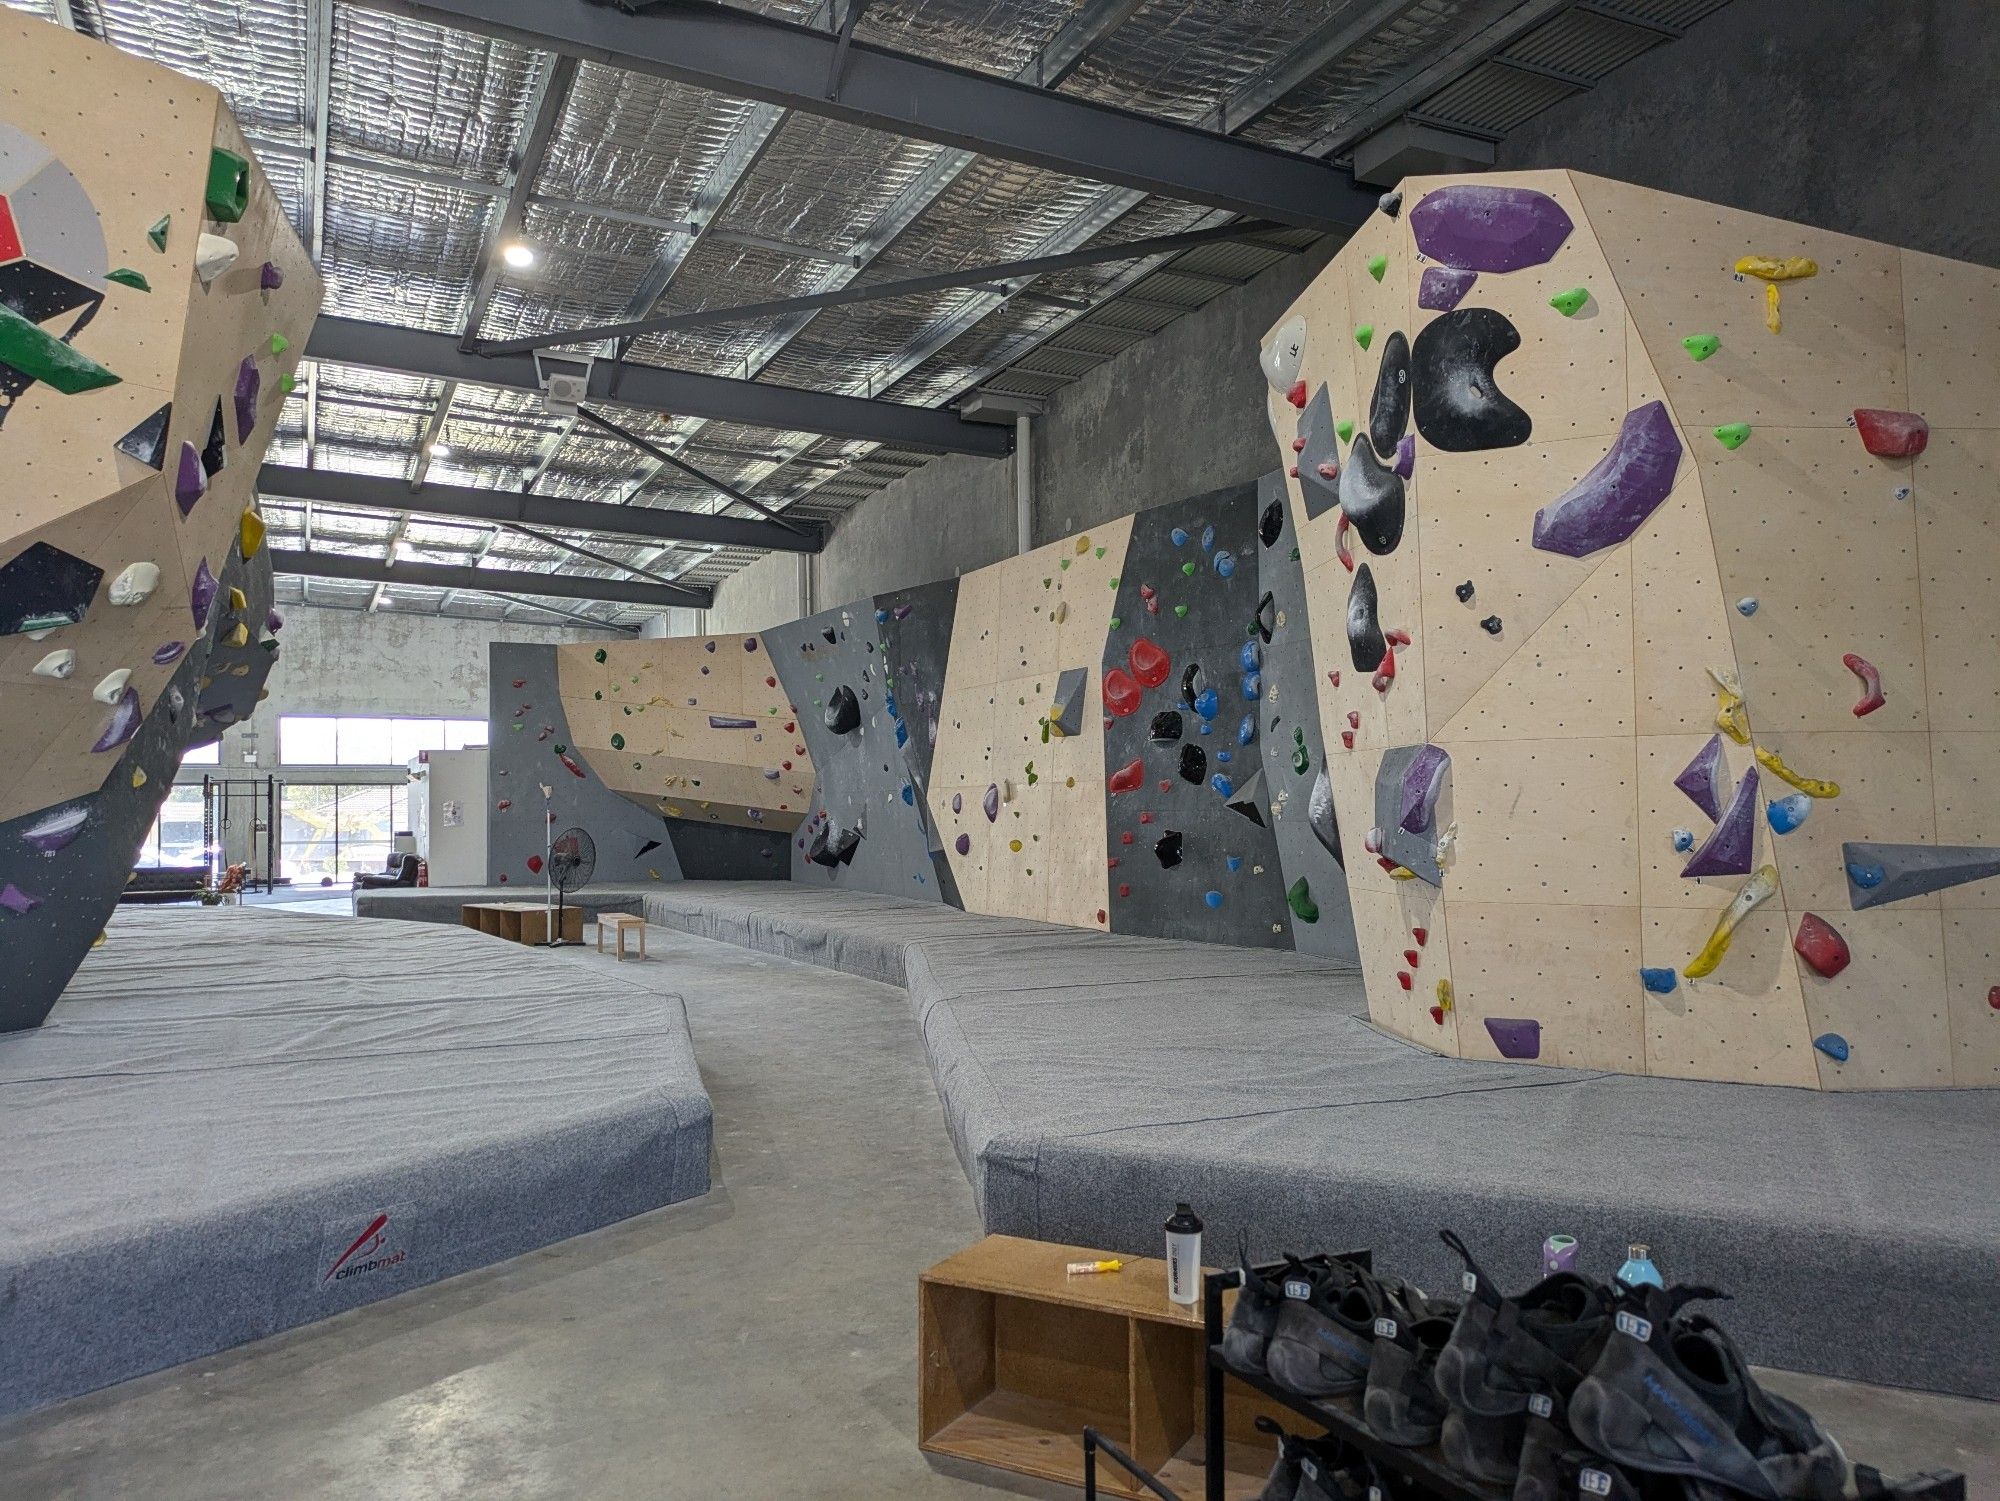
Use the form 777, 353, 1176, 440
352, 882, 656, 925
0, 908, 712, 1417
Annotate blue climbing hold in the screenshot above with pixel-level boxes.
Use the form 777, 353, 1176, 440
1846, 859, 1885, 890
1210, 774, 1234, 797
1639, 966, 1679, 994
1171, 527, 1188, 547
1237, 715, 1256, 747
1767, 793, 1811, 834
1671, 828, 1695, 853
900, 785, 914, 805
1214, 550, 1236, 579
875, 608, 888, 623
1200, 524, 1215, 553
1239, 640, 1262, 672
1198, 719, 1213, 735
1226, 855, 1242, 873
1204, 889, 1223, 908
1736, 597, 1759, 616
1216, 749, 1232, 764
1242, 673, 1262, 700
1193, 688, 1219, 720
895, 721, 909, 748
1813, 1032, 1851, 1063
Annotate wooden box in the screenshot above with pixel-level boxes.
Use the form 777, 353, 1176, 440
460, 902, 584, 945
918, 1235, 1288, 1498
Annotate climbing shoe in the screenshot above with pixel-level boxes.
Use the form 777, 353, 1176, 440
1225, 1246, 1334, 1377
1432, 1228, 1615, 1419
1514, 1411, 1671, 1501
1362, 1290, 1460, 1446
1265, 1259, 1388, 1400
1252, 1416, 1307, 1501
1569, 1282, 1854, 1501
1440, 1405, 1529, 1487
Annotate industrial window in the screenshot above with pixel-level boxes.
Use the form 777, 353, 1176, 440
277, 715, 488, 765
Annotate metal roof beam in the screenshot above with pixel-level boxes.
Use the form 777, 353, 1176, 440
270, 549, 712, 609
258, 464, 825, 553
304, 316, 1013, 456
351, 0, 1372, 232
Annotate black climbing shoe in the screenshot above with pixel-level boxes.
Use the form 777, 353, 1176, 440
1362, 1290, 1460, 1446
1432, 1229, 1616, 1419
1252, 1416, 1307, 1501
1514, 1410, 1674, 1501
1224, 1245, 1333, 1377
1265, 1258, 1386, 1400
1569, 1283, 1854, 1501
1440, 1405, 1529, 1487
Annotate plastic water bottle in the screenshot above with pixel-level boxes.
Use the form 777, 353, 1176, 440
1164, 1203, 1203, 1305
1617, 1243, 1663, 1291
1542, 1234, 1578, 1276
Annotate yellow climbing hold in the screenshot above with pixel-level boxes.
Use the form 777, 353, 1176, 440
224, 622, 249, 646
1009, 838, 1023, 853
239, 508, 266, 559
1075, 535, 1090, 554
1764, 281, 1782, 333
1734, 256, 1818, 282
131, 768, 148, 789
227, 586, 247, 611
1755, 745, 1840, 799
1685, 865, 1779, 979
1387, 864, 1417, 881
93, 931, 107, 948
1707, 666, 1750, 744
1435, 978, 1454, 1014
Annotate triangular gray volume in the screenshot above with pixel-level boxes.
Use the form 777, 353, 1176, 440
115, 403, 173, 470
1843, 841, 2000, 910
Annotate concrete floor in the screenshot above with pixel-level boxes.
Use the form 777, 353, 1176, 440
1, 922, 1993, 1499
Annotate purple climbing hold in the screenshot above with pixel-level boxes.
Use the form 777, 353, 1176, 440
1673, 734, 1728, 822
744, 637, 759, 652
1682, 766, 1759, 878
92, 687, 142, 752
1411, 185, 1574, 272
1398, 744, 1450, 834
951, 792, 963, 815
174, 440, 207, 517
707, 714, 757, 729
266, 608, 284, 632
23, 803, 90, 853
260, 260, 284, 291
1484, 1017, 1543, 1060
954, 833, 971, 856
233, 354, 261, 442
152, 640, 186, 665
1531, 401, 1683, 557
983, 783, 1000, 822
892, 604, 913, 620
1418, 265, 1478, 312
1393, 433, 1416, 480
190, 558, 217, 628
0, 883, 39, 916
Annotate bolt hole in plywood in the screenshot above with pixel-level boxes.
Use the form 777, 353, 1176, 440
918, 1236, 1290, 1499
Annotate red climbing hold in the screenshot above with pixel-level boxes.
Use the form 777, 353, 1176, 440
1346, 710, 1360, 728
765, 675, 777, 687
1396, 971, 1413, 990
1412, 927, 1428, 946
526, 855, 543, 874
1139, 811, 1154, 825
1372, 645, 1397, 694
1291, 436, 1307, 453
1328, 671, 1341, 688
1334, 512, 1355, 573
1989, 985, 2000, 1011
1119, 883, 1132, 898
1793, 912, 1852, 979
1121, 832, 1134, 845
1386, 627, 1412, 647
1842, 652, 1886, 717
1103, 667, 1142, 717
1404, 949, 1421, 967
1288, 466, 1299, 479
1096, 909, 1107, 924
1316, 461, 1339, 481
1340, 730, 1355, 749
1159, 780, 1172, 792
1852, 408, 1929, 459
1129, 637, 1171, 688
1107, 857, 1120, 868
1429, 1005, 1446, 1025
559, 751, 586, 778
1286, 380, 1309, 409
1109, 758, 1145, 794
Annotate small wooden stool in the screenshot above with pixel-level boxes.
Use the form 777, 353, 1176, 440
597, 912, 647, 961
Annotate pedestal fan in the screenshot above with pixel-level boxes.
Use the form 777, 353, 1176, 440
542, 826, 596, 946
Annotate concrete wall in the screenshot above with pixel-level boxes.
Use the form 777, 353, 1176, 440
1498, 0, 2000, 268
709, 238, 1336, 632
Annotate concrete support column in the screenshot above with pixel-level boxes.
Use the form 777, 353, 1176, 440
1015, 410, 1033, 555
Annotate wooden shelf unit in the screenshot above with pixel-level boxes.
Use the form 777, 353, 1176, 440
918, 1235, 1291, 1499
460, 901, 583, 946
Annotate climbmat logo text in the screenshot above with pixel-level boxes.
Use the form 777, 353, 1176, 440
317, 1206, 414, 1291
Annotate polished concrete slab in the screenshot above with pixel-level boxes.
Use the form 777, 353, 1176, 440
0, 921, 1991, 1499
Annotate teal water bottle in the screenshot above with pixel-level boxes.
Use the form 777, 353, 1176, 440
1616, 1242, 1662, 1290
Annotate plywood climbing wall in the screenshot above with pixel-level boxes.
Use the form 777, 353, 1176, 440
1262, 167, 2000, 1089
0, 15, 318, 1031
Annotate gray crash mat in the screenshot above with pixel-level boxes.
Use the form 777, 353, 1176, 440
0, 908, 712, 1417
638, 883, 2000, 1399
351, 882, 654, 924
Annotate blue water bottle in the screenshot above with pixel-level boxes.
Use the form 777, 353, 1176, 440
1616, 1242, 1662, 1290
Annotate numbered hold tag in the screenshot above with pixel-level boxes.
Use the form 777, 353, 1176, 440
1615, 1310, 1653, 1342
1373, 1317, 1398, 1339
1300, 1459, 1319, 1482
1461, 1271, 1478, 1294
1529, 1393, 1554, 1419
1285, 1278, 1312, 1300
1580, 1468, 1614, 1496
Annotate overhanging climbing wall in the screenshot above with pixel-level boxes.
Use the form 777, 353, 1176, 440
1264, 167, 1998, 1089
0, 16, 317, 1031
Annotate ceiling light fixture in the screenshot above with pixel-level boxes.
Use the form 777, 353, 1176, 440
501, 241, 536, 269
428, 442, 453, 459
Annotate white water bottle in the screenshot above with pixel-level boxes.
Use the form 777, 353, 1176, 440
1164, 1203, 1204, 1305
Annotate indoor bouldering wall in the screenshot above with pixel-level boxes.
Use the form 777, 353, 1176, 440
1263, 167, 1999, 1090
0, 16, 317, 1031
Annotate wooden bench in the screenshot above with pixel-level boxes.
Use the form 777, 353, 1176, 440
597, 912, 647, 961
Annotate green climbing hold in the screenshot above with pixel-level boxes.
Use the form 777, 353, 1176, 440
1043, 577, 1052, 589
594, 647, 607, 662
1058, 558, 1070, 570
0, 304, 120, 393
1713, 422, 1752, 450
611, 733, 625, 750
278, 373, 297, 394
1109, 577, 1120, 588
1173, 604, 1188, 619
270, 332, 290, 355
1548, 287, 1589, 317
1109, 616, 1122, 629
554, 743, 567, 755
1039, 720, 1050, 744
1354, 323, 1373, 351
1025, 761, 1038, 786
1286, 877, 1319, 923
1335, 419, 1354, 444
147, 215, 170, 252
205, 148, 251, 224
106, 268, 150, 292
1682, 333, 1721, 362
1094, 546, 1106, 559
511, 722, 523, 732
1181, 561, 1196, 576
1366, 254, 1387, 283
1288, 546, 1300, 561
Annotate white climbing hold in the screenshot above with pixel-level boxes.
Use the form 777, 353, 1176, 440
1735, 597, 1758, 616
1260, 314, 1307, 397
109, 560, 162, 606
33, 649, 76, 679
92, 668, 133, 704
195, 233, 240, 286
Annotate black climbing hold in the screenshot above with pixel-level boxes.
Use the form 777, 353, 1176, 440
806, 825, 838, 868
1154, 830, 1184, 869
115, 402, 172, 470
823, 684, 861, 734
1378, 188, 1402, 218
1455, 580, 1475, 604
1149, 710, 1183, 743
821, 626, 837, 644
1, 541, 104, 636
1293, 384, 1341, 520
833, 827, 860, 865
1367, 330, 1411, 461
1258, 497, 1284, 548
1411, 306, 1531, 452
1179, 663, 1206, 710
1253, 592, 1275, 645
1337, 435, 1405, 555
201, 400, 228, 477
1480, 615, 1503, 635
637, 839, 661, 858
1347, 564, 1387, 673
1179, 743, 1208, 784
1309, 768, 1343, 868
